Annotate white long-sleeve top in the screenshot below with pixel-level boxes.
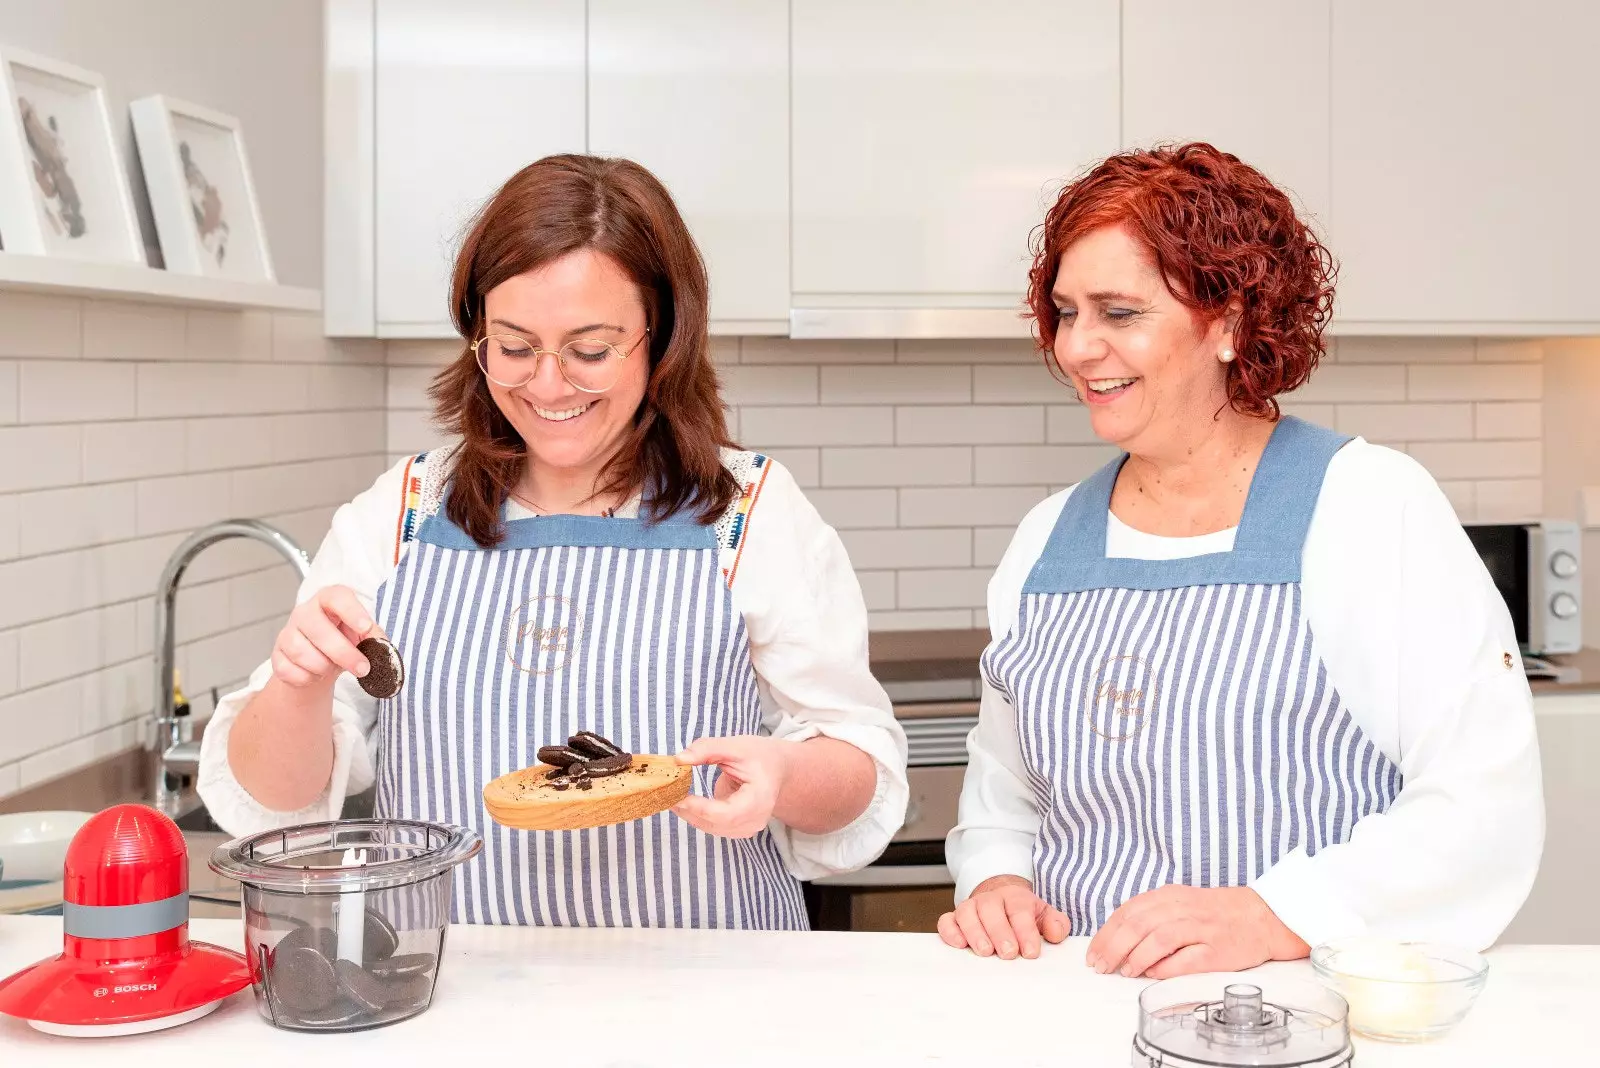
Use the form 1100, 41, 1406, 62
198, 449, 909, 882
946, 438, 1544, 951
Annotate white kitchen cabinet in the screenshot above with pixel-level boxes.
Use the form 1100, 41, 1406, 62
373, 0, 586, 336
587, 1, 789, 335
1500, 691, 1600, 945
789, 0, 1120, 338
1330, 1, 1600, 333
1121, 0, 1330, 232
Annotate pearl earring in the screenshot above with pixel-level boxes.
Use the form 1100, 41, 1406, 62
1219, 348, 1236, 363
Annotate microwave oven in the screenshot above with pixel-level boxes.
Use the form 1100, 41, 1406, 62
1463, 521, 1582, 656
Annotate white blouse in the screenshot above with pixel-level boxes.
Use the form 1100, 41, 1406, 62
198, 449, 909, 881
945, 438, 1545, 951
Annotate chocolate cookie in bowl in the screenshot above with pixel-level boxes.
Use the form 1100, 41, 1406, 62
211, 818, 480, 1032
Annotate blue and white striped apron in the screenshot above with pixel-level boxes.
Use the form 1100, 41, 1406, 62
982, 417, 1402, 934
370, 498, 808, 929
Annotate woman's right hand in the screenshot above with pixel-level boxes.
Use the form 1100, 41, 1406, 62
937, 875, 1070, 960
270, 585, 379, 689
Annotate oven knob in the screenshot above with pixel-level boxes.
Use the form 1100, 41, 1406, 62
1551, 551, 1579, 580
1552, 592, 1580, 619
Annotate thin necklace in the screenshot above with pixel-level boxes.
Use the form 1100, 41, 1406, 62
509, 486, 615, 518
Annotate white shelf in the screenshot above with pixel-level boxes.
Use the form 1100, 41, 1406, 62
0, 252, 320, 313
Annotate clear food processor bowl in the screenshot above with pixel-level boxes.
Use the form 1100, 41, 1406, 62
210, 818, 480, 1033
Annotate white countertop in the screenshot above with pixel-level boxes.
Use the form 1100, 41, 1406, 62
0, 916, 1594, 1065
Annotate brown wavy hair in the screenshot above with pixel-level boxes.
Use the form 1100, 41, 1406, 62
1027, 142, 1337, 419
429, 155, 737, 547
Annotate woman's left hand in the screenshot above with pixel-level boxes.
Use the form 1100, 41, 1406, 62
1086, 885, 1310, 979
671, 735, 794, 838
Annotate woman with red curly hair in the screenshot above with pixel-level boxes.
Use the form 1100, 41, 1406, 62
941, 144, 1543, 977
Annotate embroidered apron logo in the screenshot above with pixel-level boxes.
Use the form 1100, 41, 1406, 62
1087, 655, 1155, 740
506, 595, 578, 675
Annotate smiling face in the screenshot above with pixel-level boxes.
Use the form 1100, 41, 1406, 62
1049, 225, 1236, 457
480, 247, 651, 481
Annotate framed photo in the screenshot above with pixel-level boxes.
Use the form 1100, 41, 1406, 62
0, 48, 143, 263
130, 94, 274, 281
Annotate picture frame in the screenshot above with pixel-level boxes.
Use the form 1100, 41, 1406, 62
0, 47, 143, 264
130, 93, 274, 281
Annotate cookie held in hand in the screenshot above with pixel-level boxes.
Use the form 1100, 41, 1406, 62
355, 636, 404, 699
483, 732, 690, 831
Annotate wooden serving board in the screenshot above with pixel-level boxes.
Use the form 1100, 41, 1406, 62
482, 756, 692, 831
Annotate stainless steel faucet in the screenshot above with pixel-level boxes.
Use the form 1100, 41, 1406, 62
152, 519, 311, 816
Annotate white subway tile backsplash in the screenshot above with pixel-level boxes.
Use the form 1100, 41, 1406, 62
867, 609, 975, 631
820, 365, 970, 404
974, 526, 1016, 567
83, 420, 187, 482
0, 630, 16, 698
387, 366, 436, 410
1475, 340, 1543, 364
387, 409, 450, 457
0, 425, 81, 493
0, 362, 15, 424
383, 340, 455, 367
742, 338, 895, 364
135, 472, 234, 538
975, 445, 1118, 486
855, 570, 897, 611
803, 488, 897, 530
1334, 403, 1473, 443
761, 449, 820, 487
898, 568, 990, 610
974, 365, 1060, 403
308, 366, 386, 411
821, 447, 971, 488
1290, 364, 1407, 403
174, 580, 233, 646
1336, 337, 1475, 364
0, 292, 80, 359
895, 339, 1036, 364
229, 568, 299, 628
709, 337, 739, 365
82, 300, 185, 361
900, 486, 1050, 528
18, 482, 137, 557
19, 360, 138, 423
897, 405, 1043, 445
1409, 440, 1541, 481
274, 411, 386, 464
1278, 403, 1337, 426
1475, 479, 1543, 522
0, 677, 83, 762
138, 363, 311, 417
186, 309, 273, 362
1046, 405, 1099, 443
1475, 402, 1541, 440
19, 610, 102, 689
841, 528, 971, 570
186, 415, 277, 472
1408, 363, 1542, 402
0, 495, 15, 561
720, 365, 819, 406
270, 311, 330, 363
101, 601, 139, 666
741, 406, 894, 447
0, 763, 17, 796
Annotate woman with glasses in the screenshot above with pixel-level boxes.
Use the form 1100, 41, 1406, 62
198, 155, 908, 928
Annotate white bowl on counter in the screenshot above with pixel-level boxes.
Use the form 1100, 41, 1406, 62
0, 811, 93, 882
1311, 938, 1488, 1042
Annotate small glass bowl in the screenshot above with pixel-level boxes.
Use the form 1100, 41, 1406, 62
1310, 940, 1488, 1042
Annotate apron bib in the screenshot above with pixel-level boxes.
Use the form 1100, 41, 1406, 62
371, 497, 808, 930
982, 418, 1402, 933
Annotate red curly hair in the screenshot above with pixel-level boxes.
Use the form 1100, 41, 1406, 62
1027, 143, 1336, 419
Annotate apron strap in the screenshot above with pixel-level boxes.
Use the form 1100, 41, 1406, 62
1023, 416, 1350, 594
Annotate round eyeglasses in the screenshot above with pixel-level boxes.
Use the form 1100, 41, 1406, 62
473, 329, 648, 395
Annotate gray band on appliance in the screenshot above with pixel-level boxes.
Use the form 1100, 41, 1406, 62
63, 892, 189, 939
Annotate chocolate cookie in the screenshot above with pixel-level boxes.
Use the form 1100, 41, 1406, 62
356, 636, 404, 699
568, 731, 626, 759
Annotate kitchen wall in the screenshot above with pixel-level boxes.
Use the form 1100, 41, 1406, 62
388, 334, 1547, 631
0, 0, 323, 286
1544, 339, 1600, 649
0, 0, 365, 799
0, 293, 386, 798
